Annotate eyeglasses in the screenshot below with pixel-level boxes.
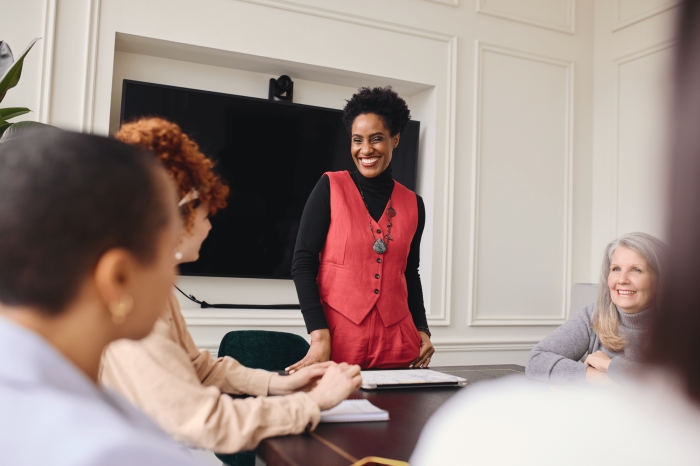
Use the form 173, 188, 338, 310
177, 188, 199, 207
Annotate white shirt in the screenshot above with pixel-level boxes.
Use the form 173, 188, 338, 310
0, 316, 201, 466
410, 375, 700, 466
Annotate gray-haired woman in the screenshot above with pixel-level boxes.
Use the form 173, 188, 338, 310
526, 232, 665, 384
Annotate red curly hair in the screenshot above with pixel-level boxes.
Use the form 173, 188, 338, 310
115, 117, 229, 232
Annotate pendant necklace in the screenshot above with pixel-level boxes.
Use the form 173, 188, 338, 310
357, 183, 396, 254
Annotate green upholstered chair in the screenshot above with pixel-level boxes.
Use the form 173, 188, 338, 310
214, 330, 310, 466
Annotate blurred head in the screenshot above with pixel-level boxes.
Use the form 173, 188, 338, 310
646, 0, 700, 405
594, 232, 665, 351
342, 86, 410, 178
0, 131, 180, 340
115, 117, 229, 264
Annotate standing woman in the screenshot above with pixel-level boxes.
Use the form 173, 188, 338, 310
288, 86, 434, 372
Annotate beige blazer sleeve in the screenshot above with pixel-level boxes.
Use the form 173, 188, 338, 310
100, 293, 321, 453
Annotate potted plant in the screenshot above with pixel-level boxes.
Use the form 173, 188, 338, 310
0, 37, 54, 141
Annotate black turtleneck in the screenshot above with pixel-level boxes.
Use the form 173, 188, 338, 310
291, 164, 428, 334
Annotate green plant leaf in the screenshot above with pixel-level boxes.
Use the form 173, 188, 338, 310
0, 120, 53, 142
0, 41, 13, 79
0, 38, 40, 104
0, 107, 31, 123
0, 120, 11, 139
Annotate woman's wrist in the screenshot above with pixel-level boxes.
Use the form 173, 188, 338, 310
268, 374, 290, 395
310, 329, 331, 343
416, 326, 431, 338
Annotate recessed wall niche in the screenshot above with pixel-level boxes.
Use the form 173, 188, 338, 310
107, 32, 449, 327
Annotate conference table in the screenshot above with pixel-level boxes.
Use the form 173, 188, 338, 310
255, 364, 526, 466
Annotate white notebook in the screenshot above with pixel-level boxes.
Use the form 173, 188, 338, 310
361, 369, 467, 389
320, 399, 389, 423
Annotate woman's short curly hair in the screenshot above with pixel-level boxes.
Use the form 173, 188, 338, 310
342, 86, 411, 137
115, 117, 229, 232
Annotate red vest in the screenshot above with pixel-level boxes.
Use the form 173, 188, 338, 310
317, 171, 419, 328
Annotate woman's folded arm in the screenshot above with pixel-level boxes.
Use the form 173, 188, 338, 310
526, 304, 596, 383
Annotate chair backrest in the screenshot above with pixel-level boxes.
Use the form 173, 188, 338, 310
217, 330, 310, 372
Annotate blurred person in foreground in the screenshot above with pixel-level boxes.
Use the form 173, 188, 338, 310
526, 232, 665, 385
0, 132, 201, 465
410, 2, 700, 464
101, 117, 361, 455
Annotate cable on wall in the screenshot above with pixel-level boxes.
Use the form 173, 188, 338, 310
174, 285, 301, 310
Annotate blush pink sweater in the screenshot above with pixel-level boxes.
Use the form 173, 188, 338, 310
100, 293, 320, 453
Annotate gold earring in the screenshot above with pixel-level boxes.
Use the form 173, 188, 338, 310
109, 295, 134, 324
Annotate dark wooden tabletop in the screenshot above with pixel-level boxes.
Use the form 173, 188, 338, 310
255, 364, 526, 466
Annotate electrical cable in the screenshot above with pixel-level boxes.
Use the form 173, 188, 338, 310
174, 285, 301, 310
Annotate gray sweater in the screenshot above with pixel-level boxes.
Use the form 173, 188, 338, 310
526, 303, 649, 384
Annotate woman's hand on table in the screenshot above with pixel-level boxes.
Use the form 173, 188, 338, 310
268, 362, 331, 395
308, 362, 362, 411
585, 350, 612, 373
286, 329, 331, 374
585, 366, 616, 385
409, 331, 435, 369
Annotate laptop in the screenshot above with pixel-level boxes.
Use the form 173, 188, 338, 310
360, 369, 468, 390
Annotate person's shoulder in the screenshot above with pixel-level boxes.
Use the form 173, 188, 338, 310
2, 385, 196, 466
411, 376, 700, 466
90, 444, 199, 466
73, 391, 197, 465
307, 174, 331, 198
323, 171, 351, 181
576, 302, 597, 320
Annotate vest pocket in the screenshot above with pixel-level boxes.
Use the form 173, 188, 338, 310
322, 230, 347, 266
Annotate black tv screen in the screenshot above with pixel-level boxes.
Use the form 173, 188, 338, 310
120, 80, 420, 279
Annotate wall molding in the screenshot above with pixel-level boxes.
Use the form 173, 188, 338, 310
432, 337, 540, 352
422, 0, 459, 7
610, 39, 677, 239
476, 0, 576, 34
82, 0, 101, 132
237, 0, 455, 42
38, 0, 57, 124
182, 308, 305, 327
468, 41, 574, 327
612, 0, 680, 32
202, 336, 542, 359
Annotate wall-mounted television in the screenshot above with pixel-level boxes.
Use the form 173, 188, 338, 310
120, 80, 420, 279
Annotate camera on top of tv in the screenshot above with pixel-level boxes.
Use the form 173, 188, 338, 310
269, 75, 294, 102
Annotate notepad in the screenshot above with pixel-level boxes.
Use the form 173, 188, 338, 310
361, 369, 467, 390
320, 399, 389, 423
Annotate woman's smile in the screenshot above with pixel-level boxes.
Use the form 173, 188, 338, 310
359, 156, 381, 167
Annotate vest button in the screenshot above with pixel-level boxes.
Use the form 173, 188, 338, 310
376, 258, 382, 263
376, 229, 381, 234
374, 289, 379, 294
375, 274, 380, 279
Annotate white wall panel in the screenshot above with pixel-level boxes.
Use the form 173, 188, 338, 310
590, 0, 676, 280
470, 42, 573, 326
614, 42, 675, 239
613, 0, 680, 31
476, 0, 575, 33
